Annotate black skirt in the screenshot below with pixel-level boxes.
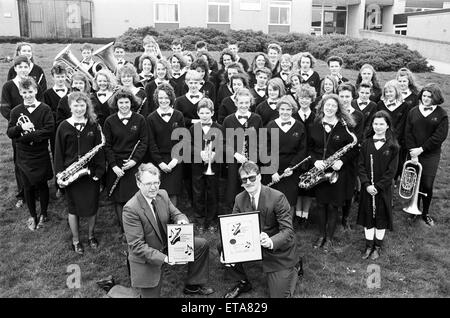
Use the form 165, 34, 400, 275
419, 153, 440, 177
16, 147, 53, 187
159, 154, 183, 196
65, 175, 100, 217
269, 170, 301, 207
106, 165, 139, 203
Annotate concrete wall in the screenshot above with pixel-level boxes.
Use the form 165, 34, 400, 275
347, 0, 365, 38
359, 29, 450, 63
179, 0, 206, 28
407, 11, 450, 42
291, 0, 312, 34
0, 0, 20, 36
381, 5, 394, 33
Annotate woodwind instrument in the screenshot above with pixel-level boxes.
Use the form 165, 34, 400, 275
267, 156, 311, 187
241, 120, 248, 162
108, 140, 141, 197
136, 97, 147, 115
203, 139, 214, 175
370, 154, 376, 219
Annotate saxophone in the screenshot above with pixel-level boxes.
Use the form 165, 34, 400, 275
56, 125, 105, 187
298, 119, 357, 190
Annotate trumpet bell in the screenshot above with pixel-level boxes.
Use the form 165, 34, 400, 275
403, 205, 422, 215
203, 165, 215, 176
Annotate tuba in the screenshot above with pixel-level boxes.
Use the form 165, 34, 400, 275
399, 159, 426, 215
298, 119, 357, 190
56, 125, 105, 187
54, 44, 95, 84
92, 42, 118, 74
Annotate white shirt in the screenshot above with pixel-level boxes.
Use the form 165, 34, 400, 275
419, 104, 437, 117
235, 111, 251, 125
254, 86, 266, 97
300, 69, 313, 80
24, 101, 41, 114
118, 111, 132, 125
298, 108, 311, 122
157, 108, 173, 123
201, 121, 213, 135
186, 91, 203, 104
53, 86, 68, 98
275, 117, 294, 133
248, 185, 261, 211
97, 91, 113, 104
143, 195, 158, 222
357, 99, 370, 110
384, 99, 402, 112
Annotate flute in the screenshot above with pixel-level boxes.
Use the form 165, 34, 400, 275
370, 154, 376, 219
108, 140, 141, 197
267, 156, 311, 187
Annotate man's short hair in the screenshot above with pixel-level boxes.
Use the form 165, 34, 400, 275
238, 161, 260, 176
135, 163, 160, 182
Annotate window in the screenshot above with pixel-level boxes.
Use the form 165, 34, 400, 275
208, 0, 230, 23
394, 24, 407, 36
269, 1, 291, 25
155, 1, 179, 23
240, 0, 261, 11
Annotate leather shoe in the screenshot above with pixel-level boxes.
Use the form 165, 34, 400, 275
313, 236, 325, 249
183, 285, 215, 295
72, 242, 84, 255
88, 237, 99, 249
224, 280, 252, 298
361, 247, 373, 260
322, 239, 334, 253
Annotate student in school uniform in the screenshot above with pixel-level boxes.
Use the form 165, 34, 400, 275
216, 62, 245, 114
353, 81, 378, 134
272, 54, 293, 90
7, 77, 54, 231
325, 56, 349, 86
79, 43, 96, 78
54, 92, 106, 255
286, 71, 302, 101
56, 72, 92, 128
183, 51, 196, 70
396, 67, 420, 111
104, 88, 148, 240
144, 59, 176, 114
337, 83, 364, 230
355, 64, 382, 104
190, 98, 223, 234
215, 49, 237, 91
7, 42, 47, 93
227, 40, 249, 72
188, 58, 217, 104
247, 53, 273, 88
316, 75, 338, 105
1, 56, 42, 208
307, 94, 357, 252
91, 69, 115, 127
265, 95, 307, 214
255, 77, 286, 127
295, 52, 321, 96
168, 53, 188, 97
116, 64, 148, 117
357, 110, 399, 260
376, 80, 409, 181
222, 88, 263, 210
137, 54, 157, 89
113, 42, 133, 72
134, 35, 163, 73
146, 83, 185, 207
405, 83, 449, 227
250, 67, 271, 109
196, 49, 219, 79
218, 73, 249, 125
292, 84, 316, 226
267, 43, 282, 75
170, 39, 184, 55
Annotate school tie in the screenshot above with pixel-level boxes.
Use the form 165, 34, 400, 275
25, 104, 36, 109
202, 122, 212, 127
98, 93, 106, 97
373, 138, 386, 143
281, 121, 291, 126
151, 200, 166, 239
359, 101, 368, 106
55, 89, 65, 93
238, 115, 249, 120
161, 112, 171, 118
268, 101, 277, 106
190, 95, 200, 99
121, 117, 131, 124
423, 106, 433, 111
251, 195, 256, 211
256, 87, 265, 92
74, 122, 85, 131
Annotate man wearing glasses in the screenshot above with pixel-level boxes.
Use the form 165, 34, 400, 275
222, 161, 300, 298
122, 163, 214, 298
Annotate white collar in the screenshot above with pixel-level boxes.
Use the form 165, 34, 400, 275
301, 69, 313, 77
235, 111, 251, 120
275, 117, 294, 131
118, 111, 132, 120
298, 108, 311, 118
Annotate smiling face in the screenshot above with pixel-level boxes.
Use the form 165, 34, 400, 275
96, 74, 109, 91
300, 57, 311, 72
117, 97, 131, 116
195, 67, 206, 80
69, 99, 87, 120
358, 87, 371, 102
278, 103, 293, 121
268, 48, 279, 63
240, 170, 261, 196
137, 171, 160, 200
228, 44, 238, 55
156, 63, 167, 79
14, 62, 30, 78
255, 55, 266, 69
142, 58, 153, 74
361, 67, 373, 82
338, 89, 353, 108
186, 79, 202, 93
114, 48, 125, 60
222, 54, 233, 67
298, 95, 312, 110
227, 68, 238, 82
19, 45, 33, 60
267, 85, 279, 100
255, 72, 268, 87
232, 78, 244, 94
171, 56, 181, 71
397, 76, 409, 92
323, 78, 335, 94
81, 49, 92, 61
19, 86, 38, 105
372, 117, 389, 136
236, 95, 251, 114
323, 98, 339, 119
120, 73, 134, 87
384, 86, 396, 102
290, 75, 300, 89
328, 61, 341, 76
53, 73, 66, 87
72, 79, 86, 92
280, 59, 291, 71
157, 90, 171, 111
171, 44, 182, 53
198, 107, 213, 123
421, 90, 433, 106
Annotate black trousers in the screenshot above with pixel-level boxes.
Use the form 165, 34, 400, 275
12, 140, 24, 199
192, 166, 219, 227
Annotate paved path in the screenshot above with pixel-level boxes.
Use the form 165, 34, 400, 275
428, 59, 450, 75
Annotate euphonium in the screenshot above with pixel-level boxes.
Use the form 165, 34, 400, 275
54, 44, 95, 84
203, 140, 214, 176
298, 119, 357, 190
399, 159, 426, 215
92, 42, 118, 74
56, 125, 105, 187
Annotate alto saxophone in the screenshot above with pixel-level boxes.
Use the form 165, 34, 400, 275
56, 125, 106, 187
298, 119, 357, 190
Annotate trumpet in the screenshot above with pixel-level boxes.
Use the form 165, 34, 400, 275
399, 159, 426, 215
203, 139, 214, 176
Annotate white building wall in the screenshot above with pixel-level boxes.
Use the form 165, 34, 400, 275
179, 0, 206, 28
347, 0, 366, 38
0, 0, 20, 36
407, 12, 450, 42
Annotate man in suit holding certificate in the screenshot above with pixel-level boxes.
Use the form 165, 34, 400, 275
122, 163, 214, 298
222, 161, 300, 298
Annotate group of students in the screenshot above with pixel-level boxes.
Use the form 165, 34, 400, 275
0, 37, 448, 263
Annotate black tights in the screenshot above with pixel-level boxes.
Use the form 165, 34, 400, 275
418, 175, 435, 216
114, 202, 125, 233
317, 203, 338, 240
342, 199, 352, 222
24, 182, 49, 220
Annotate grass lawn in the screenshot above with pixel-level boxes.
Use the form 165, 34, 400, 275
0, 43, 449, 298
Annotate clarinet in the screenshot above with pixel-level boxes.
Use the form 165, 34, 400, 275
370, 154, 376, 219
108, 140, 141, 197
267, 156, 311, 187
136, 97, 147, 115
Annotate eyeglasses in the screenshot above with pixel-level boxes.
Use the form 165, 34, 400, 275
139, 181, 160, 188
240, 175, 257, 184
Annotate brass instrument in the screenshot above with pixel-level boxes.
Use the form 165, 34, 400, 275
298, 119, 357, 190
17, 113, 35, 135
399, 159, 426, 215
370, 154, 376, 219
54, 44, 95, 84
267, 156, 311, 187
56, 125, 105, 187
203, 139, 214, 176
108, 140, 141, 197
92, 42, 118, 74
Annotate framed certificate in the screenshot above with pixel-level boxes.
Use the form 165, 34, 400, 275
167, 224, 194, 263
218, 211, 262, 264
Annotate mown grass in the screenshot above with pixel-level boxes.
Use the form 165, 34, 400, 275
0, 43, 449, 298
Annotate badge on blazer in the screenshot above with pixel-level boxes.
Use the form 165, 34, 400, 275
383, 149, 391, 156
292, 132, 299, 138
431, 117, 438, 122
172, 122, 178, 129
87, 131, 94, 137
333, 135, 341, 141
130, 125, 138, 132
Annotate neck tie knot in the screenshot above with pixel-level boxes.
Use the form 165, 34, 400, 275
238, 115, 249, 120
373, 137, 386, 143
281, 121, 291, 126
161, 112, 171, 118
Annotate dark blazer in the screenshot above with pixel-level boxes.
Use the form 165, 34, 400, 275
122, 189, 189, 288
232, 185, 297, 273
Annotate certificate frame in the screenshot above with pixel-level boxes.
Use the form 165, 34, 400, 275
218, 211, 262, 264
167, 224, 194, 264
